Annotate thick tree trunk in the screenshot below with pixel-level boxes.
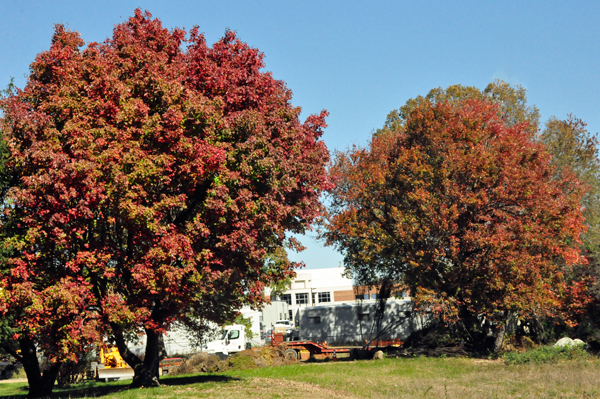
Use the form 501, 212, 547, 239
111, 323, 162, 388
18, 337, 61, 398
130, 328, 161, 388
158, 333, 167, 364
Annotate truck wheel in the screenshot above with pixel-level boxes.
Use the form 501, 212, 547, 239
284, 349, 298, 360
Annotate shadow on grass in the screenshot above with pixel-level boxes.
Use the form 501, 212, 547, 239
161, 374, 239, 386
0, 375, 239, 398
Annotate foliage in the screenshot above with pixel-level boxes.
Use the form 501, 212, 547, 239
170, 319, 221, 352
375, 80, 540, 139
325, 98, 586, 351
226, 314, 255, 340
265, 246, 296, 299
540, 115, 600, 342
0, 9, 330, 389
503, 344, 590, 365
542, 115, 600, 247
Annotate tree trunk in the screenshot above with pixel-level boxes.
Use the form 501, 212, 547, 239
18, 336, 61, 398
493, 323, 506, 353
111, 323, 162, 388
158, 333, 167, 364
130, 328, 161, 388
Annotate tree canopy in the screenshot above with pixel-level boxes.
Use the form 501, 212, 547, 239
541, 115, 600, 248
375, 81, 540, 138
325, 98, 586, 351
0, 9, 330, 391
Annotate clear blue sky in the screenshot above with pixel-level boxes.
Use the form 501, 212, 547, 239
1, 1, 598, 269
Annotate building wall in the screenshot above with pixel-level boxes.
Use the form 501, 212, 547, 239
274, 267, 355, 326
333, 289, 355, 302
271, 267, 410, 327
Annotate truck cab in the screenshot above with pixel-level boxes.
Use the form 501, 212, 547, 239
204, 324, 247, 359
273, 319, 298, 341
274, 320, 292, 329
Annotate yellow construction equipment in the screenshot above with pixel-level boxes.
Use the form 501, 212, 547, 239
95, 345, 134, 382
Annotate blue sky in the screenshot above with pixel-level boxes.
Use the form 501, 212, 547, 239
1, 1, 598, 269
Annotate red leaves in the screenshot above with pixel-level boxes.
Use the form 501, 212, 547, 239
0, 9, 329, 357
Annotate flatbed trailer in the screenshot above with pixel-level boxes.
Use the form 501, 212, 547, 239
285, 341, 350, 357
275, 337, 399, 361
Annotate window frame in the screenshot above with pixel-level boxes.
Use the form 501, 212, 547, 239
317, 291, 331, 303
295, 292, 308, 305
280, 294, 292, 305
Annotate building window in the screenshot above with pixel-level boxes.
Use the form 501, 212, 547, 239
318, 292, 331, 303
371, 294, 377, 300
296, 293, 308, 305
288, 310, 293, 320
312, 292, 316, 304
355, 294, 369, 300
280, 294, 292, 305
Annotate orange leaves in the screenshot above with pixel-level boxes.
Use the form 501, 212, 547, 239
326, 98, 587, 325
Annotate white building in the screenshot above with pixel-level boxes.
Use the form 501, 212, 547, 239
270, 266, 410, 327
273, 267, 358, 326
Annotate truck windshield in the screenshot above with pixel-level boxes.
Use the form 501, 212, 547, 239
221, 329, 240, 340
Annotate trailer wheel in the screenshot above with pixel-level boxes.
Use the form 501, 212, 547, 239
284, 349, 298, 360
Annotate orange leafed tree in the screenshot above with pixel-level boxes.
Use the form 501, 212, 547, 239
325, 98, 587, 351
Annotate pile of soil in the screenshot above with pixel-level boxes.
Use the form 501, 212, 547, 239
171, 347, 298, 375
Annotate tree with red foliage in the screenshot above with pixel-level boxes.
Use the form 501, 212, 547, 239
0, 10, 330, 391
0, 80, 104, 398
325, 99, 586, 352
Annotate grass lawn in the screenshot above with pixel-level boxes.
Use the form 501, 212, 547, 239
2, 357, 600, 398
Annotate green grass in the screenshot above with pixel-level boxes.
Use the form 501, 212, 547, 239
2, 356, 600, 398
503, 344, 590, 364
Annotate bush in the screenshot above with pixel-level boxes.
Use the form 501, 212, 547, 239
503, 344, 590, 364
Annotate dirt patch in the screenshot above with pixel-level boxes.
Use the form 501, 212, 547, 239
239, 377, 359, 399
471, 358, 506, 366
168, 377, 358, 399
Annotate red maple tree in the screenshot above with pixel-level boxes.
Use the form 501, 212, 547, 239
325, 99, 587, 351
0, 10, 330, 390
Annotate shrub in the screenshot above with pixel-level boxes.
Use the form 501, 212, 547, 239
503, 344, 590, 364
